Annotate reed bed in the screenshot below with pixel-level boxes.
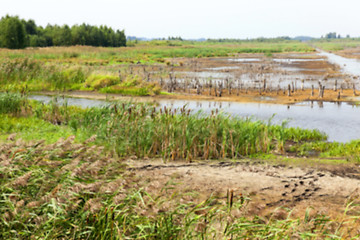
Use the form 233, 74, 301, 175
22, 96, 325, 159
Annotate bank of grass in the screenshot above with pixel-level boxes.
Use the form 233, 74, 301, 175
0, 58, 161, 95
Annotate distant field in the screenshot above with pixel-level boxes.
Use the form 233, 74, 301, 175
0, 40, 314, 64
311, 38, 360, 51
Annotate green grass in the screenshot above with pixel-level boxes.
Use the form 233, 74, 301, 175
311, 38, 360, 51
0, 40, 314, 64
0, 115, 76, 143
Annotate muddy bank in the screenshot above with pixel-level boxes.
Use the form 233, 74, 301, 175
33, 87, 359, 105
127, 158, 360, 219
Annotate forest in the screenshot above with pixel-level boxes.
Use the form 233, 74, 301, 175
0, 15, 126, 49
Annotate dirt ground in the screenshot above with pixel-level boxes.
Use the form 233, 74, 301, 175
127, 158, 360, 219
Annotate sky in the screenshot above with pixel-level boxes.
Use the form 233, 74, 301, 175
1, 0, 360, 39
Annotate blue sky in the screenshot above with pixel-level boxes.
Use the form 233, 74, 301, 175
1, 0, 359, 39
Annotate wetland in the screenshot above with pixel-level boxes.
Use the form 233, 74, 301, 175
2, 39, 360, 239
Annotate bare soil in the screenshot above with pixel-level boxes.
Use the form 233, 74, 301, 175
127, 158, 360, 219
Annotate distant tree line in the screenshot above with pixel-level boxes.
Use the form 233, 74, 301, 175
0, 15, 126, 49
323, 32, 341, 39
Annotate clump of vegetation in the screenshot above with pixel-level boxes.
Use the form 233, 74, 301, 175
83, 74, 120, 90
0, 92, 26, 114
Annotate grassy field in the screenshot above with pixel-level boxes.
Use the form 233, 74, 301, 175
1, 93, 360, 238
311, 38, 360, 51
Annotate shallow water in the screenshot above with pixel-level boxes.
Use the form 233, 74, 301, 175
28, 95, 106, 107
30, 95, 360, 143
317, 50, 360, 76
157, 99, 360, 143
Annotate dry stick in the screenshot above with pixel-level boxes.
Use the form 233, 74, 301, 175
337, 91, 341, 100
218, 82, 223, 97
237, 80, 240, 96
301, 79, 304, 91
321, 86, 325, 98
334, 79, 337, 91
263, 79, 266, 92
214, 82, 217, 97
311, 85, 314, 97
209, 79, 212, 96
291, 82, 295, 93
287, 84, 291, 96
353, 83, 357, 96
188, 79, 191, 94
259, 84, 262, 95
318, 82, 322, 98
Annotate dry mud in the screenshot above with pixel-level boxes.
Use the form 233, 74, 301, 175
127, 159, 360, 218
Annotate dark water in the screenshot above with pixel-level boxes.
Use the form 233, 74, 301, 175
29, 95, 360, 143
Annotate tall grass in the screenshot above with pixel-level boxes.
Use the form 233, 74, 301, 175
0, 92, 26, 114
28, 100, 325, 159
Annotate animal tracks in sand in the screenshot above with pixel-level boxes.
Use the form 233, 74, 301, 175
128, 159, 360, 217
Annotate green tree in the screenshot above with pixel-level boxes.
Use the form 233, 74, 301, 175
0, 15, 26, 49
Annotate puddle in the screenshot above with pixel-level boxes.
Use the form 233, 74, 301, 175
30, 95, 360, 143
273, 58, 323, 63
228, 58, 261, 62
